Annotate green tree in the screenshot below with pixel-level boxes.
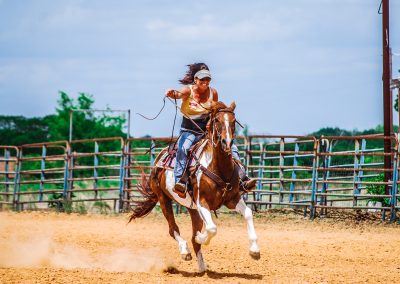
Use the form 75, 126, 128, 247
45, 91, 127, 141
0, 91, 127, 146
0, 116, 49, 146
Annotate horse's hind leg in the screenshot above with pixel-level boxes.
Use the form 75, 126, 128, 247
157, 190, 192, 261
188, 208, 207, 273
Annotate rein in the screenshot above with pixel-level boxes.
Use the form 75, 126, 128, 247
136, 96, 206, 154
136, 96, 206, 134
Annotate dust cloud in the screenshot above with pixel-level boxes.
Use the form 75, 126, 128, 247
0, 236, 168, 272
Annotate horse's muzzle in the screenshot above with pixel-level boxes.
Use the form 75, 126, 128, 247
221, 138, 233, 154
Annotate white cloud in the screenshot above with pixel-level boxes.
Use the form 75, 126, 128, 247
145, 12, 296, 43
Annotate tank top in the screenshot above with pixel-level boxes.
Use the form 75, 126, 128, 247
180, 85, 214, 119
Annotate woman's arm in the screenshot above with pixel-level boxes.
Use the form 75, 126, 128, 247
165, 86, 190, 100
212, 88, 219, 101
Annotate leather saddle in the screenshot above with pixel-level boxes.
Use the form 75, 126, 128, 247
155, 139, 208, 170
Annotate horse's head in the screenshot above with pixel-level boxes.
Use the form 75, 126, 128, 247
208, 101, 237, 154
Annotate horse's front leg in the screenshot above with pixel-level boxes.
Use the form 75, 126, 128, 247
235, 198, 260, 259
188, 208, 207, 273
195, 201, 217, 246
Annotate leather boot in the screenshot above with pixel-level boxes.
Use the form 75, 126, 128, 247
236, 163, 256, 191
241, 176, 257, 191
173, 181, 187, 198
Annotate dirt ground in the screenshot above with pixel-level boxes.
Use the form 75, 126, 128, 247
0, 210, 399, 284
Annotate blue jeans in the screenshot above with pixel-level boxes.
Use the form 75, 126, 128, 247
174, 130, 241, 183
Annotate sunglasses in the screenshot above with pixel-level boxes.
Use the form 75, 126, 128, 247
198, 77, 211, 82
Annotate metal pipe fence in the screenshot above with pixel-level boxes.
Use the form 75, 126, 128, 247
15, 141, 69, 211
67, 137, 125, 213
0, 135, 398, 221
0, 146, 19, 209
243, 136, 318, 216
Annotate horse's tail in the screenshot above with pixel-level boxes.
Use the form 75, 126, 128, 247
128, 172, 158, 223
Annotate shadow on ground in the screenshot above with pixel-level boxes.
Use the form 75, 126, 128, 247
164, 267, 263, 280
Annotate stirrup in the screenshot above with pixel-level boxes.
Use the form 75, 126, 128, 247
174, 182, 187, 198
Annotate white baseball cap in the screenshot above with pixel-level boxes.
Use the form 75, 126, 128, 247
194, 69, 212, 79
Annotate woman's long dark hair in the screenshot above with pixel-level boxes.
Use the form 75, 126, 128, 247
179, 63, 209, 85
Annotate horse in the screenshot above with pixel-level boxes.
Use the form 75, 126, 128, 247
129, 101, 260, 272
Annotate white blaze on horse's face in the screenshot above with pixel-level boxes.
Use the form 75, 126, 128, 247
224, 113, 232, 147
215, 111, 235, 153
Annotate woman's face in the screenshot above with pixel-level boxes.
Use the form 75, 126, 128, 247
194, 77, 211, 90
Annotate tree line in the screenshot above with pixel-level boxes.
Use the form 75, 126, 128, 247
0, 92, 126, 146
0, 91, 395, 147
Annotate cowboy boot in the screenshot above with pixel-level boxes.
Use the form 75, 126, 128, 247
235, 162, 256, 191
240, 175, 257, 191
173, 171, 189, 198
174, 181, 187, 198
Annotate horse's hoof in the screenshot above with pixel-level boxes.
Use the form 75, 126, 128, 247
249, 251, 261, 260
195, 232, 206, 245
181, 253, 192, 261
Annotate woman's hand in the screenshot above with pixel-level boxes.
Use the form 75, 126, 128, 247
164, 87, 190, 100
165, 89, 176, 98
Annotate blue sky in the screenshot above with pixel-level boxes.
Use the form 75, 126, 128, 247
0, 0, 399, 137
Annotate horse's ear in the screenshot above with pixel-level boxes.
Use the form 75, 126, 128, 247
229, 101, 236, 111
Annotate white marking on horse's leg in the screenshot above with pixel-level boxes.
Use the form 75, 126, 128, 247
235, 198, 260, 255
196, 249, 207, 273
195, 230, 208, 245
195, 203, 217, 245
195, 149, 216, 245
174, 231, 190, 255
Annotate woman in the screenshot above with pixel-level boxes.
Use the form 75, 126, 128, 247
165, 63, 255, 197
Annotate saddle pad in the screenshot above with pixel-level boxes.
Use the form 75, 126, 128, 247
155, 139, 208, 170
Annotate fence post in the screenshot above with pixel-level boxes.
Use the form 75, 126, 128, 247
278, 138, 285, 203
67, 144, 74, 204
14, 149, 22, 211
257, 141, 265, 208
289, 143, 299, 203
118, 139, 126, 212
390, 140, 398, 222
4, 149, 10, 206
62, 143, 70, 209
356, 139, 366, 194
38, 145, 47, 202
93, 141, 99, 200
243, 136, 251, 203
352, 139, 361, 207
320, 139, 331, 216
310, 138, 319, 219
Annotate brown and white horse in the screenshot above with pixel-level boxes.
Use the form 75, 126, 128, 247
129, 101, 260, 272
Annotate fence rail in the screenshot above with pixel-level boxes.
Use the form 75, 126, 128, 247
0, 135, 399, 221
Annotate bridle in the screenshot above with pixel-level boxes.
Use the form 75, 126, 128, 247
209, 109, 236, 149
